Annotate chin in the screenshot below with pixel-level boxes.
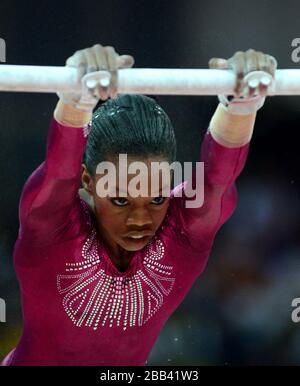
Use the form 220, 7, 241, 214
123, 245, 144, 252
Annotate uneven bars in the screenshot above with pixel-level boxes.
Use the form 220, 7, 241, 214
0, 65, 300, 95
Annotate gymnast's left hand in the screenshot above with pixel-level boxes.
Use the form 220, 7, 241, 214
208, 49, 277, 115
208, 49, 277, 98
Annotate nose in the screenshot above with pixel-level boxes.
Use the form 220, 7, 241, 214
126, 207, 153, 228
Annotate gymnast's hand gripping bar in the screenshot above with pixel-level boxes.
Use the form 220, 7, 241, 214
0, 65, 299, 95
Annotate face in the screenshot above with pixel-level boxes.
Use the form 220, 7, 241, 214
81, 156, 172, 258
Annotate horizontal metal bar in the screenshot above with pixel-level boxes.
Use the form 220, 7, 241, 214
0, 65, 299, 95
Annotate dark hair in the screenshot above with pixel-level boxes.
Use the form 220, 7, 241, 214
83, 94, 177, 178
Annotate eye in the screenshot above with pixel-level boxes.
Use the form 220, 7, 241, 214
110, 197, 129, 207
151, 196, 166, 205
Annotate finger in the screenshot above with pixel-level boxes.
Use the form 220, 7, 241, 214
93, 44, 107, 69
65, 50, 85, 67
109, 70, 118, 99
94, 46, 109, 100
245, 48, 258, 74
208, 57, 229, 69
109, 78, 118, 99
228, 51, 246, 96
106, 46, 118, 98
95, 81, 109, 101
246, 84, 258, 98
106, 46, 118, 70
83, 49, 98, 73
66, 51, 87, 78
248, 51, 274, 97
244, 49, 259, 98
258, 82, 268, 97
98, 82, 109, 101
84, 48, 105, 99
246, 71, 271, 98
117, 54, 135, 69
91, 44, 110, 100
256, 51, 269, 73
267, 55, 278, 78
245, 75, 259, 98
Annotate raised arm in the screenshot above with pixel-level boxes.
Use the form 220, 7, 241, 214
18, 44, 134, 245
18, 103, 92, 243
171, 49, 277, 251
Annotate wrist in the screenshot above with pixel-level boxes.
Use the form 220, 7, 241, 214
218, 94, 265, 115
209, 103, 256, 148
54, 100, 93, 128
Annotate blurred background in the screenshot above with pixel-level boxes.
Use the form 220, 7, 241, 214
1, 0, 300, 365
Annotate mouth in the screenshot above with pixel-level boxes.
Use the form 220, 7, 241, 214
123, 234, 153, 245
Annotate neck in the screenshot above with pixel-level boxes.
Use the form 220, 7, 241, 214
96, 219, 133, 261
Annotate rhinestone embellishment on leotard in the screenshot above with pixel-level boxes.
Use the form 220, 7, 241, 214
56, 209, 175, 331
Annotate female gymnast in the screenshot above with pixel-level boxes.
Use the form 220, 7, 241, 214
1, 44, 277, 365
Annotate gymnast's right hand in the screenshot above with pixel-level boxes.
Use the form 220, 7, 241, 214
57, 44, 135, 112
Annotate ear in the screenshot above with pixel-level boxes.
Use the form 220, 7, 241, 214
81, 164, 94, 195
